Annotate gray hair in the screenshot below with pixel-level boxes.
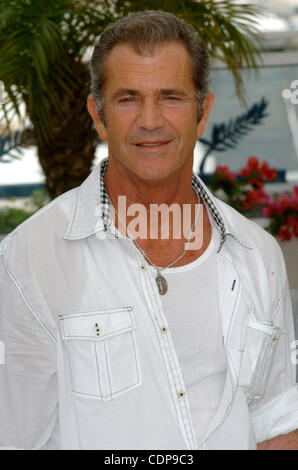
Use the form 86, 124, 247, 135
89, 11, 210, 124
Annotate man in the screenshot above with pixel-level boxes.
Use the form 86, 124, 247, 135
0, 11, 298, 450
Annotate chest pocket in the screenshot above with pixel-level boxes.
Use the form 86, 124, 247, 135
238, 315, 283, 402
60, 306, 141, 401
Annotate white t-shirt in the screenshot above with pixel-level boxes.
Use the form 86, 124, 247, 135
149, 221, 227, 445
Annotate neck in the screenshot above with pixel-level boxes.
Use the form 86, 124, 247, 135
104, 158, 197, 210
102, 157, 211, 269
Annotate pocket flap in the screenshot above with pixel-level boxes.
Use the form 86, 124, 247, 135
60, 306, 134, 341
238, 315, 283, 399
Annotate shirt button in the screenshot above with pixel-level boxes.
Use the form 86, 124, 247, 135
94, 323, 101, 336
178, 391, 185, 398
160, 326, 168, 333
140, 265, 146, 271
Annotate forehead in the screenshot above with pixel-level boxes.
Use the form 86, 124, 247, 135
103, 42, 195, 93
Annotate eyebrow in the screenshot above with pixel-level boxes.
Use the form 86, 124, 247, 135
159, 89, 188, 96
110, 88, 188, 101
111, 89, 138, 101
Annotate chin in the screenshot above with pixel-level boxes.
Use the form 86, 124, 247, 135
132, 158, 178, 180
134, 168, 176, 183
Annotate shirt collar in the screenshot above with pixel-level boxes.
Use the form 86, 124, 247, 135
64, 157, 251, 251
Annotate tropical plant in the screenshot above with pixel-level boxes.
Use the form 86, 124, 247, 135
210, 156, 277, 214
198, 96, 269, 174
0, 130, 26, 162
210, 156, 298, 241
0, 127, 34, 162
0, 0, 264, 199
0, 206, 34, 233
262, 187, 298, 241
0, 188, 48, 233
118, 0, 264, 102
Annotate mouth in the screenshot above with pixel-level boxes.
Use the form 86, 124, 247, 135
134, 141, 171, 150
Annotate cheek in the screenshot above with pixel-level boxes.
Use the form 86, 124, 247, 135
167, 106, 197, 131
106, 110, 135, 138
172, 117, 198, 143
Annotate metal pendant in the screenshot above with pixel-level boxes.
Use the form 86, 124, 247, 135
156, 273, 168, 295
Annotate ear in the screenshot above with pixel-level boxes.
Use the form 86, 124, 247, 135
196, 91, 214, 139
87, 95, 108, 141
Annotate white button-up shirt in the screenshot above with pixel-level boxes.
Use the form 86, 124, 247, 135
0, 158, 298, 450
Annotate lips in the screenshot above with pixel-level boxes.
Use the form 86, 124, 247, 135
135, 141, 170, 147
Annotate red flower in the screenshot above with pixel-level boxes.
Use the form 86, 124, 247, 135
260, 161, 277, 181
240, 157, 259, 178
211, 159, 296, 240
278, 193, 293, 210
240, 167, 250, 178
262, 205, 273, 217
249, 178, 264, 189
247, 156, 259, 170
240, 157, 277, 184
215, 166, 237, 182
260, 161, 269, 172
277, 225, 292, 241
242, 188, 269, 211
265, 168, 277, 181
264, 200, 283, 216
286, 215, 298, 228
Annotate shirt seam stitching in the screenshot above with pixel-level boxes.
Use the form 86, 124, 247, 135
1, 253, 57, 344
272, 272, 287, 321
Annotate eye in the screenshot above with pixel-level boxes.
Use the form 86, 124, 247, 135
119, 97, 135, 103
165, 96, 180, 101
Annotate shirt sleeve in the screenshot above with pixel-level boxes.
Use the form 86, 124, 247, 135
249, 253, 298, 443
0, 248, 59, 450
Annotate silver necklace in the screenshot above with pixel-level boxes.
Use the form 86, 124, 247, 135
107, 193, 200, 295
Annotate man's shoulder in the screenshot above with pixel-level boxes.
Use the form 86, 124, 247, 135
214, 196, 284, 262
0, 187, 77, 258
214, 198, 289, 317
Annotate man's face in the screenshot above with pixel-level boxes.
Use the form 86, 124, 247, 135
88, 42, 214, 182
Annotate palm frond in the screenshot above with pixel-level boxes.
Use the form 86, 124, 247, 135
0, 129, 32, 162
211, 97, 268, 150
0, 0, 265, 143
115, 0, 265, 103
199, 97, 269, 173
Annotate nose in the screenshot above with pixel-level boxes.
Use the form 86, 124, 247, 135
136, 98, 164, 130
